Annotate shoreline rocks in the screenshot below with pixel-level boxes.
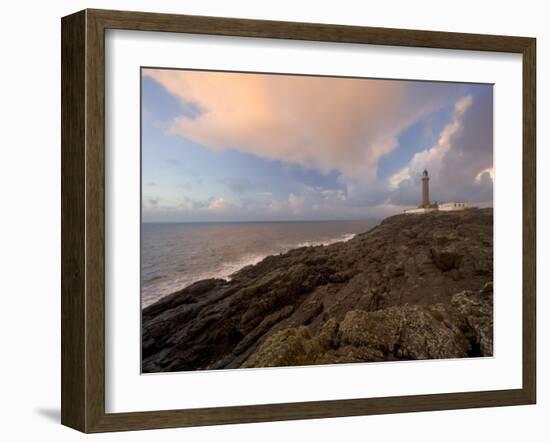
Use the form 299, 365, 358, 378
142, 208, 493, 372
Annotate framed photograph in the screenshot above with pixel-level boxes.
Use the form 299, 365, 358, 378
61, 9, 536, 433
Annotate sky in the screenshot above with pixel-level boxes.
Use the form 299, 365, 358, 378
141, 68, 493, 223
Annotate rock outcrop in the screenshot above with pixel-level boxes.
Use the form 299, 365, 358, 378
142, 208, 493, 372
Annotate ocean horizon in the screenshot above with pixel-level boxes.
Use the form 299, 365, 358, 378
141, 219, 378, 307
142, 218, 379, 225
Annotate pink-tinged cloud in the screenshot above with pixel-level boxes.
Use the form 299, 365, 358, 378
143, 69, 456, 180
207, 197, 228, 210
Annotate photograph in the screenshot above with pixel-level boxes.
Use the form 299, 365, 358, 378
140, 69, 494, 373
1, 0, 543, 438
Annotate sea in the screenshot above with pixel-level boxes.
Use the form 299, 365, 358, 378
141, 220, 377, 307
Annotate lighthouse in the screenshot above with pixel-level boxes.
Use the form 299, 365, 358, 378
422, 169, 430, 208
404, 168, 476, 214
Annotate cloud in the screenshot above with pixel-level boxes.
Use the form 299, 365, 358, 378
388, 167, 411, 190
222, 177, 260, 194
388, 90, 493, 206
190, 197, 213, 210
208, 197, 228, 210
142, 70, 493, 221
389, 95, 474, 190
143, 69, 461, 181
266, 185, 350, 218
475, 167, 494, 183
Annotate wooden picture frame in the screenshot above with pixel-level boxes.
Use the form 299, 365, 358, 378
61, 8, 536, 433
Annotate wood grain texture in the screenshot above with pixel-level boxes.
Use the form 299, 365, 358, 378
60, 8, 537, 433
61, 10, 86, 431
522, 38, 537, 403
84, 9, 107, 432
89, 8, 532, 53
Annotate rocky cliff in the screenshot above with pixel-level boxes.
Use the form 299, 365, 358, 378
142, 208, 493, 372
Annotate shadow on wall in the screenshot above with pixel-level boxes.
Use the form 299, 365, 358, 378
35, 408, 60, 423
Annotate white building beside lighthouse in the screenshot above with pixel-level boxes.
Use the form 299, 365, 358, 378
404, 169, 476, 214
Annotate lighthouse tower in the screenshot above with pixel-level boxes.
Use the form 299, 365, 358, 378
422, 169, 430, 208
404, 168, 476, 214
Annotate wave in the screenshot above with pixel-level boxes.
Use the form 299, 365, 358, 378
222, 233, 357, 279
141, 253, 269, 307
294, 233, 357, 248
229, 233, 356, 277
142, 232, 357, 307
